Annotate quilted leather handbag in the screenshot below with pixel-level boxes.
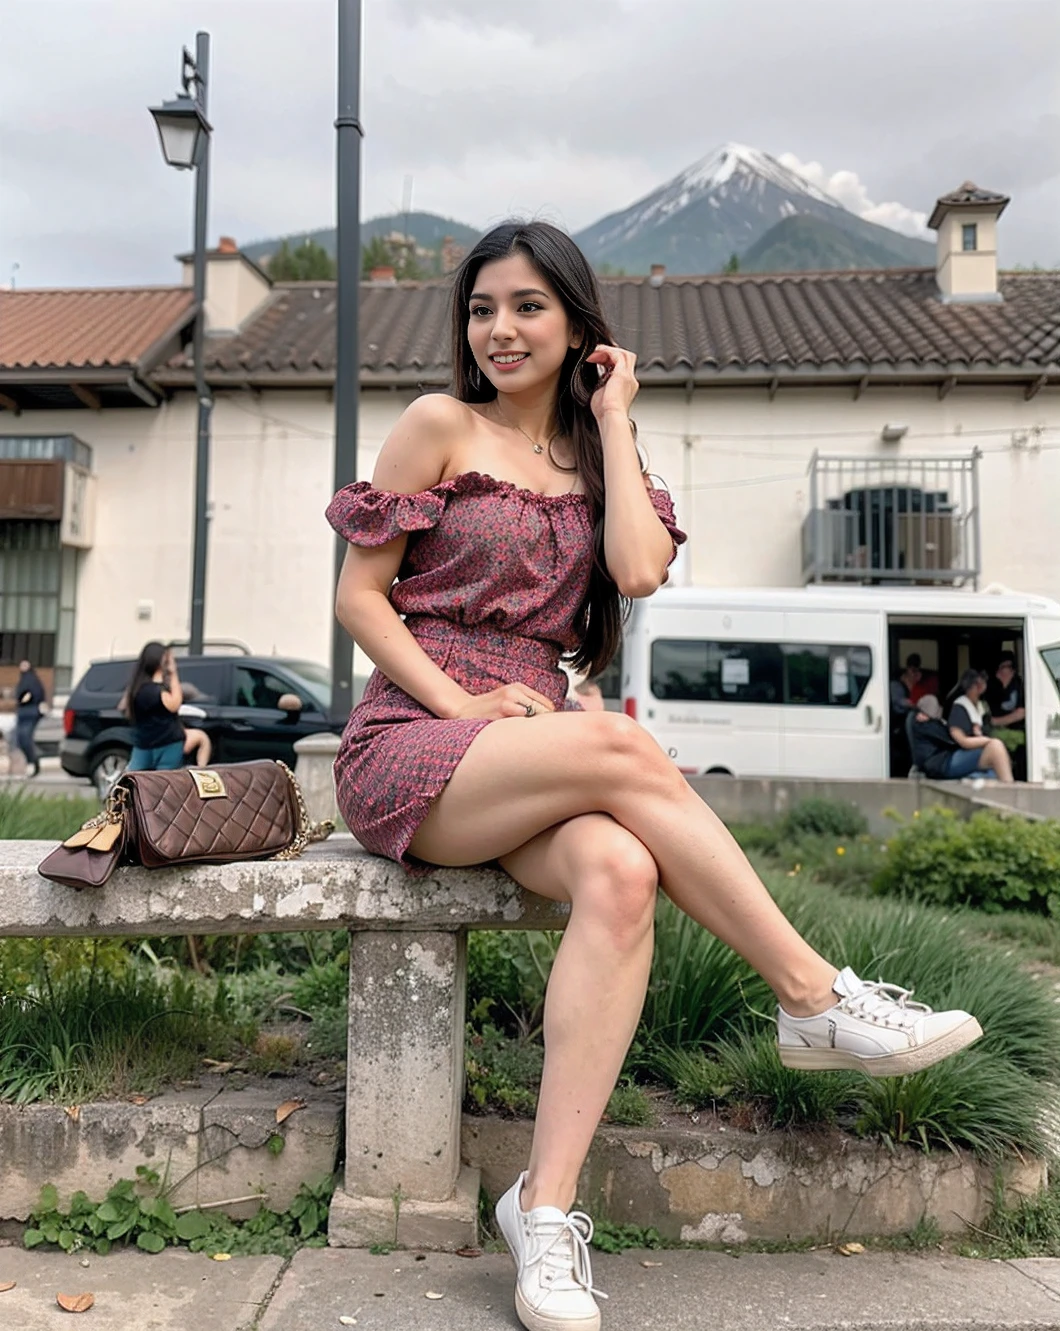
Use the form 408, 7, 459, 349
38, 760, 333, 890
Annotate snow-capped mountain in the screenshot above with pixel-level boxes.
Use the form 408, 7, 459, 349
573, 143, 932, 275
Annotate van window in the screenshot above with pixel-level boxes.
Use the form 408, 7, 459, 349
179, 662, 226, 705
651, 640, 872, 707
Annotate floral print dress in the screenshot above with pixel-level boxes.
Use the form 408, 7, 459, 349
324, 470, 687, 875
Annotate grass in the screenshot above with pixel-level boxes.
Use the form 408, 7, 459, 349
1, 787, 100, 840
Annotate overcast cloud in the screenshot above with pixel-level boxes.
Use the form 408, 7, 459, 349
1, 0, 1057, 288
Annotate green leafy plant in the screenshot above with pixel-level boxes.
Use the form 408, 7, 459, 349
781, 798, 868, 840
652, 1048, 733, 1109
874, 808, 1060, 917
24, 1169, 334, 1257
604, 1081, 655, 1127
713, 1029, 859, 1129
0, 789, 100, 840
464, 1006, 542, 1116
590, 1219, 664, 1253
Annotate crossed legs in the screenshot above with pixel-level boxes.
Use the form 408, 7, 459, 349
408, 710, 839, 1211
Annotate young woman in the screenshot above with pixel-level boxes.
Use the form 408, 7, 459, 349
326, 221, 982, 1331
947, 667, 1014, 783
120, 642, 185, 772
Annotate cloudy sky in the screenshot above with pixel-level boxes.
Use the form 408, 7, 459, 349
2, 0, 1058, 288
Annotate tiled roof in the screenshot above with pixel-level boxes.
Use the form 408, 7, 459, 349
0, 287, 195, 371
171, 269, 1060, 385
927, 181, 1010, 230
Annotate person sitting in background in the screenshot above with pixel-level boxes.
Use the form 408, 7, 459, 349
572, 678, 606, 711
889, 655, 921, 776
987, 652, 1026, 780
906, 694, 970, 779
946, 668, 1014, 783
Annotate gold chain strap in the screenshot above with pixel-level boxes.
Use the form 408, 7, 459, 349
272, 760, 335, 861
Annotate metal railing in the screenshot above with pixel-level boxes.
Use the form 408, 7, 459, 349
801, 451, 981, 587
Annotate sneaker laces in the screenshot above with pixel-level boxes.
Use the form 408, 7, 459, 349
529, 1210, 608, 1301
841, 978, 933, 1030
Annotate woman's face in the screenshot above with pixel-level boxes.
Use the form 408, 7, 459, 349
466, 252, 581, 397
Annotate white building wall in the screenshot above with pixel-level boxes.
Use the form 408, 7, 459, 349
12, 381, 1058, 686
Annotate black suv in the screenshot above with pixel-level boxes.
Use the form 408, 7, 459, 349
61, 655, 345, 795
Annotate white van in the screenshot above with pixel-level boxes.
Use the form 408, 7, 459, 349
615, 587, 1060, 783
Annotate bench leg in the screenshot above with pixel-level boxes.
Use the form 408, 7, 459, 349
328, 928, 480, 1250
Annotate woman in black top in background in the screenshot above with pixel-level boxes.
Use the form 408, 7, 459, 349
120, 642, 185, 771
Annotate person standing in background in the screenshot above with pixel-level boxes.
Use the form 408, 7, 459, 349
15, 659, 46, 778
120, 642, 186, 772
987, 652, 1026, 781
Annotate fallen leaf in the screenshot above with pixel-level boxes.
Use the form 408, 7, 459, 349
128, 1095, 148, 1106
0, 1281, 16, 1292
275, 1099, 306, 1124
56, 1292, 95, 1312
455, 1247, 482, 1259
837, 1242, 865, 1256
203, 1060, 234, 1074
211, 1253, 232, 1262
425, 1291, 444, 1299
65, 1106, 81, 1122
640, 1260, 663, 1267
338, 1319, 358, 1327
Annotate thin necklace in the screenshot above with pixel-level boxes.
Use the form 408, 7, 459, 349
494, 404, 554, 455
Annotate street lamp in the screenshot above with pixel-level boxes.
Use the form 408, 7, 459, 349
148, 34, 213, 656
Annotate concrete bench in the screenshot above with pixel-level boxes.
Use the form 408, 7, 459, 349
0, 835, 570, 1250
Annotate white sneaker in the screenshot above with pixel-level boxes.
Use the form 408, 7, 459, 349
495, 1171, 605, 1331
777, 966, 982, 1077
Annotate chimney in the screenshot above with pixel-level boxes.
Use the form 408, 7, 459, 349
179, 237, 272, 334
369, 266, 397, 284
649, 264, 666, 288
927, 181, 1009, 304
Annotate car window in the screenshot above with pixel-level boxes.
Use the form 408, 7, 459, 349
178, 662, 226, 704
82, 662, 135, 694
233, 666, 298, 710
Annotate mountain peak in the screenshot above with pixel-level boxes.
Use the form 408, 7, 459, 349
678, 143, 838, 206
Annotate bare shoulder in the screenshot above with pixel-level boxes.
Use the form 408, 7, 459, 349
372, 393, 473, 495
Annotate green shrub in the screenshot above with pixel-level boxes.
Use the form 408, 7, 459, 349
781, 798, 868, 841
464, 1011, 542, 1116
977, 1176, 1060, 1258
874, 809, 1060, 917
652, 1048, 733, 1108
467, 930, 559, 1038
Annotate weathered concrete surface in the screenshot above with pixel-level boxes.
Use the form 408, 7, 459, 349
0, 1249, 282, 1331
292, 732, 342, 828
328, 1165, 479, 1251
346, 931, 466, 1202
0, 1084, 342, 1221
260, 1247, 1060, 1331
464, 1116, 1047, 1242
0, 836, 571, 937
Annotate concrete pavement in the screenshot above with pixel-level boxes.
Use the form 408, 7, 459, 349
2, 1246, 1060, 1330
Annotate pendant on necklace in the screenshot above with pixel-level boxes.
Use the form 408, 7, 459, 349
533, 444, 543, 454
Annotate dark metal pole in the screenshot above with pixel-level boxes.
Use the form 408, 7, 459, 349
188, 30, 213, 656
330, 0, 363, 722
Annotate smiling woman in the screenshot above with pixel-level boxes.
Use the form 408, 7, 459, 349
323, 219, 982, 1331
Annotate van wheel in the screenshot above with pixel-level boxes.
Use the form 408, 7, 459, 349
91, 748, 129, 799
705, 766, 735, 776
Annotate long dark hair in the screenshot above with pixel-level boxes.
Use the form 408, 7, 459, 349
119, 640, 167, 718
447, 219, 648, 677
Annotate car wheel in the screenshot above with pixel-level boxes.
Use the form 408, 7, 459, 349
91, 747, 129, 799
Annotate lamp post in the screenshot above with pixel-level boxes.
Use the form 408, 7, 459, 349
149, 33, 213, 656
330, 0, 363, 723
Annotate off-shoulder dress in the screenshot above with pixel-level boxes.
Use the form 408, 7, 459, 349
324, 471, 687, 876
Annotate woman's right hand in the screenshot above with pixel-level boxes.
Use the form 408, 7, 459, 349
450, 683, 557, 721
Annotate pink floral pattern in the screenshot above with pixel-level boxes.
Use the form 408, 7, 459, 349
325, 470, 687, 874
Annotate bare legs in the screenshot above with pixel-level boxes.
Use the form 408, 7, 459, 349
978, 737, 1014, 782
408, 711, 840, 1211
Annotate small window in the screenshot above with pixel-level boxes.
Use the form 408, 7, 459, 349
651, 640, 872, 707
962, 223, 978, 252
178, 662, 226, 705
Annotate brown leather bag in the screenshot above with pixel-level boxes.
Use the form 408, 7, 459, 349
38, 760, 333, 891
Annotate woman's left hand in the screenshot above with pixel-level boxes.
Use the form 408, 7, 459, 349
586, 344, 639, 424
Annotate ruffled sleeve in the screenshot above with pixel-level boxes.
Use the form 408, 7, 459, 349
648, 485, 688, 567
325, 480, 449, 547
